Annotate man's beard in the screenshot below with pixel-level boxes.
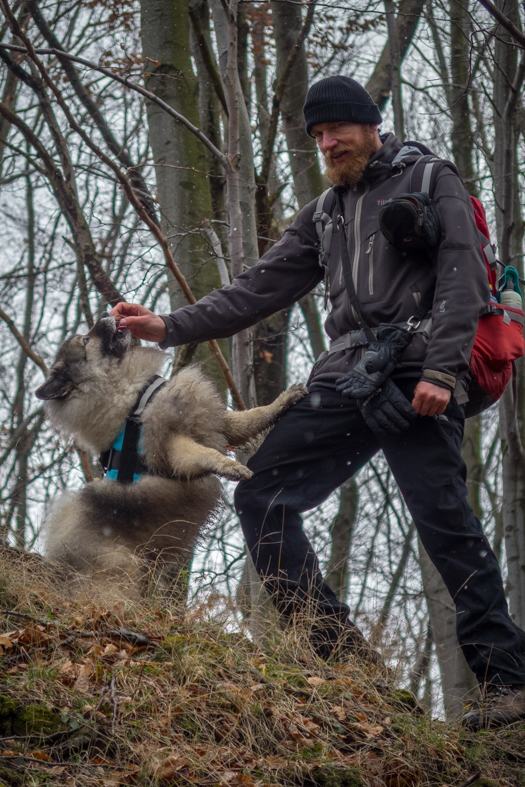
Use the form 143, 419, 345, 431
324, 132, 378, 187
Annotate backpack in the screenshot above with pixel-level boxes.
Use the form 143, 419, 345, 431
313, 148, 525, 418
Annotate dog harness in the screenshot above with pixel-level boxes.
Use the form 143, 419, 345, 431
99, 375, 167, 484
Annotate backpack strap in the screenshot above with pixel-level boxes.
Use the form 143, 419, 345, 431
408, 154, 459, 196
313, 187, 336, 270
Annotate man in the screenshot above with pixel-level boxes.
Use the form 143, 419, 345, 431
112, 76, 525, 728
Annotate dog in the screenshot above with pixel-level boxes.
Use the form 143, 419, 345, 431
35, 313, 306, 595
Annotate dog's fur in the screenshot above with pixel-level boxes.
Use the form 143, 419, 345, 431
36, 314, 306, 594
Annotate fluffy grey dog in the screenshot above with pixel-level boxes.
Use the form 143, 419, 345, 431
36, 313, 306, 595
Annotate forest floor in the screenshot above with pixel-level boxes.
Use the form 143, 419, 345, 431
0, 547, 524, 787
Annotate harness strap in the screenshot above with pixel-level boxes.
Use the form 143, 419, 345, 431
99, 375, 167, 484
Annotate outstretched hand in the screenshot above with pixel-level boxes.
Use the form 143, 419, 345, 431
110, 303, 167, 343
412, 381, 451, 417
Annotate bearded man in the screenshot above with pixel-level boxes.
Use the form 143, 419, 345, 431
112, 76, 525, 729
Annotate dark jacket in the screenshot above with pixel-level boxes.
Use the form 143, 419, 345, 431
160, 134, 488, 391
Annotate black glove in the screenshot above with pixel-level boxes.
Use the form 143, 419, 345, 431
360, 378, 417, 437
336, 324, 414, 401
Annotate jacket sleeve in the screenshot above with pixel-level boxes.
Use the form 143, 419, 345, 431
159, 200, 323, 349
420, 168, 489, 389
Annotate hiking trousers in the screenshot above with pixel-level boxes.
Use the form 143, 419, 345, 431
234, 383, 525, 686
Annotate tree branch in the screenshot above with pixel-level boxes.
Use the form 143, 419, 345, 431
0, 306, 47, 374
189, 7, 228, 115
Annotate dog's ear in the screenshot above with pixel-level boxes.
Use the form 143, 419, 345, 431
35, 373, 74, 400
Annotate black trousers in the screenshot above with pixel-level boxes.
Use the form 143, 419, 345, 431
234, 383, 525, 685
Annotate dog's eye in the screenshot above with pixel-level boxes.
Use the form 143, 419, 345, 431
83, 338, 90, 346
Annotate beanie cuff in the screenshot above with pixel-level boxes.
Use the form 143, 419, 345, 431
305, 102, 383, 136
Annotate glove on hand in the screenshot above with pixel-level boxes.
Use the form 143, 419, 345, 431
336, 324, 414, 401
360, 378, 417, 437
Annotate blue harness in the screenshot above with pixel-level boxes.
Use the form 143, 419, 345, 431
99, 376, 167, 484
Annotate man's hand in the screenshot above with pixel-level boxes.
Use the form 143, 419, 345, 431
110, 303, 167, 343
412, 381, 452, 417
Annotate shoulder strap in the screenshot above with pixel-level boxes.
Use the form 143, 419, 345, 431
313, 187, 336, 269
334, 188, 374, 335
409, 154, 460, 196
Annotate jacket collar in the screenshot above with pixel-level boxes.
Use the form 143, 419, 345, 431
361, 132, 404, 185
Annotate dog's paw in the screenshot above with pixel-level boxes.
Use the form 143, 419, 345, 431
280, 384, 308, 407
219, 462, 253, 481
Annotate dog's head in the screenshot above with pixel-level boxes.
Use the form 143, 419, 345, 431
35, 313, 132, 401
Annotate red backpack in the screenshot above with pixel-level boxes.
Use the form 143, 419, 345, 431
466, 197, 524, 416
405, 152, 524, 417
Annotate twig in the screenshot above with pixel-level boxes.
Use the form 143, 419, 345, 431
457, 773, 481, 787
1, 610, 152, 646
110, 676, 117, 735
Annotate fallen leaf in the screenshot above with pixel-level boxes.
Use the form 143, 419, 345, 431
101, 643, 119, 657
249, 683, 265, 692
332, 705, 346, 720
355, 712, 367, 721
74, 665, 91, 694
157, 755, 190, 781
0, 636, 13, 648
235, 775, 254, 786
31, 750, 52, 762
306, 676, 325, 687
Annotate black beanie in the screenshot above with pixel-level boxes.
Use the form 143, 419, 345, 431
303, 75, 382, 137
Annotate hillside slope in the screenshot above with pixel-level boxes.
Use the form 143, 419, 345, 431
0, 547, 524, 787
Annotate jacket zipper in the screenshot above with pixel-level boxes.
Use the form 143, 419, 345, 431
366, 234, 375, 295
339, 182, 370, 322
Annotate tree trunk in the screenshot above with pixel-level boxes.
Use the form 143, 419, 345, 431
449, 0, 478, 196
141, 0, 226, 387
271, 0, 325, 210
325, 478, 358, 603
493, 0, 525, 629
366, 0, 425, 112
418, 538, 478, 719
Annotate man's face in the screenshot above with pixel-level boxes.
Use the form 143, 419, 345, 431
311, 122, 382, 186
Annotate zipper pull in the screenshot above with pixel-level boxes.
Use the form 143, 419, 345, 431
366, 236, 374, 254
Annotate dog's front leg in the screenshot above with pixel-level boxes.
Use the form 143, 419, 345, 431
222, 384, 308, 446
167, 435, 253, 481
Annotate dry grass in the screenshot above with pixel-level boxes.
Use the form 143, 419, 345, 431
0, 546, 524, 787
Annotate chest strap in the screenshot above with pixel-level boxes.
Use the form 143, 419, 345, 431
99, 375, 167, 484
